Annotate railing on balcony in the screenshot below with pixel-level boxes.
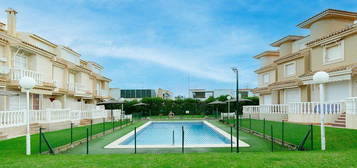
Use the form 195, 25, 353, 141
10, 68, 42, 84
96, 89, 109, 97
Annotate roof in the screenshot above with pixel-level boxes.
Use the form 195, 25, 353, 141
271, 35, 305, 47
307, 24, 357, 46
297, 9, 357, 29
253, 50, 279, 59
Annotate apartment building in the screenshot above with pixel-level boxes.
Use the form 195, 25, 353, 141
0, 8, 111, 111
0, 8, 115, 138
245, 9, 357, 128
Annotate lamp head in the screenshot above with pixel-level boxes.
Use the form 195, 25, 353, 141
19, 77, 36, 90
231, 67, 238, 72
313, 71, 329, 84
227, 95, 232, 100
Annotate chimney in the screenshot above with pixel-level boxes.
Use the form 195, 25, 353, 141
5, 8, 17, 36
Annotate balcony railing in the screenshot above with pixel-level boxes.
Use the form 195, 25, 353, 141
96, 89, 109, 97
10, 68, 42, 84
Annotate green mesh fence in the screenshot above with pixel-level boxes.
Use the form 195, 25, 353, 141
223, 116, 316, 151
39, 118, 132, 154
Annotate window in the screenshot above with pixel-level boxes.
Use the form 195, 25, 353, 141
14, 53, 28, 69
284, 62, 296, 77
263, 73, 270, 84
324, 41, 344, 64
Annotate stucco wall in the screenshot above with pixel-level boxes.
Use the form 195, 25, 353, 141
310, 18, 353, 40
346, 114, 357, 129
279, 42, 292, 57
277, 58, 305, 81
311, 34, 357, 72
288, 114, 339, 124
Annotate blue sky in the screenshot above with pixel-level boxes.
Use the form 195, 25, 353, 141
1, 0, 357, 97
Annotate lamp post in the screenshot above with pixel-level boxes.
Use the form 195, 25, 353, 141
19, 77, 36, 155
232, 67, 239, 153
119, 98, 125, 119
313, 71, 329, 151
227, 95, 232, 114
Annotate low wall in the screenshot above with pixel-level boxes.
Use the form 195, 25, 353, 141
288, 114, 339, 124
259, 113, 288, 122
0, 125, 26, 139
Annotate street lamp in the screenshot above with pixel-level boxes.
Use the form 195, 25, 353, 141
119, 98, 125, 119
232, 67, 239, 153
19, 77, 36, 155
227, 95, 232, 114
313, 71, 329, 151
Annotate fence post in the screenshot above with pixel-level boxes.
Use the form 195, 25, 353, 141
310, 124, 313, 150
237, 115, 240, 153
112, 117, 115, 132
182, 126, 184, 153
282, 120, 284, 147
39, 127, 42, 154
86, 128, 89, 154
90, 120, 93, 140
263, 118, 266, 139
172, 130, 175, 145
70, 123, 73, 144
230, 126, 233, 152
134, 127, 137, 154
271, 125, 274, 152
103, 118, 105, 136
249, 114, 252, 132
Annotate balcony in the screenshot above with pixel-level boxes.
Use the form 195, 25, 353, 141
68, 82, 92, 97
96, 89, 109, 97
10, 68, 42, 84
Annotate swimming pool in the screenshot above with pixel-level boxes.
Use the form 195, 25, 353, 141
105, 121, 249, 148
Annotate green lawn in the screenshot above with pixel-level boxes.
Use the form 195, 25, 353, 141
224, 118, 357, 151
2, 117, 357, 167
64, 120, 286, 154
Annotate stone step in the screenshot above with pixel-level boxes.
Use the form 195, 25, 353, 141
337, 117, 346, 120
331, 123, 346, 127
335, 120, 346, 124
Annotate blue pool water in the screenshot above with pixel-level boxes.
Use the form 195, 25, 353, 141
120, 122, 231, 146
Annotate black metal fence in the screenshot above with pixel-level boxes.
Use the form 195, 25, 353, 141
39, 118, 131, 154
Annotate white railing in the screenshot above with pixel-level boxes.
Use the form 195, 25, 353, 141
243, 102, 345, 115
0, 110, 25, 128
10, 68, 42, 84
260, 104, 288, 114
96, 89, 109, 97
221, 112, 236, 119
288, 102, 344, 115
0, 108, 114, 128
243, 106, 260, 114
75, 83, 86, 94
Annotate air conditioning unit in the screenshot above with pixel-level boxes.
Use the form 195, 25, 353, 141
0, 66, 9, 74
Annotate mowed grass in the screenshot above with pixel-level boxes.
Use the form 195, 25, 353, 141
2, 117, 357, 167
64, 120, 286, 154
0, 119, 131, 155
225, 118, 357, 151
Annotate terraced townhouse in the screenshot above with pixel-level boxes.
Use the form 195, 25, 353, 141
0, 8, 114, 139
244, 9, 357, 129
